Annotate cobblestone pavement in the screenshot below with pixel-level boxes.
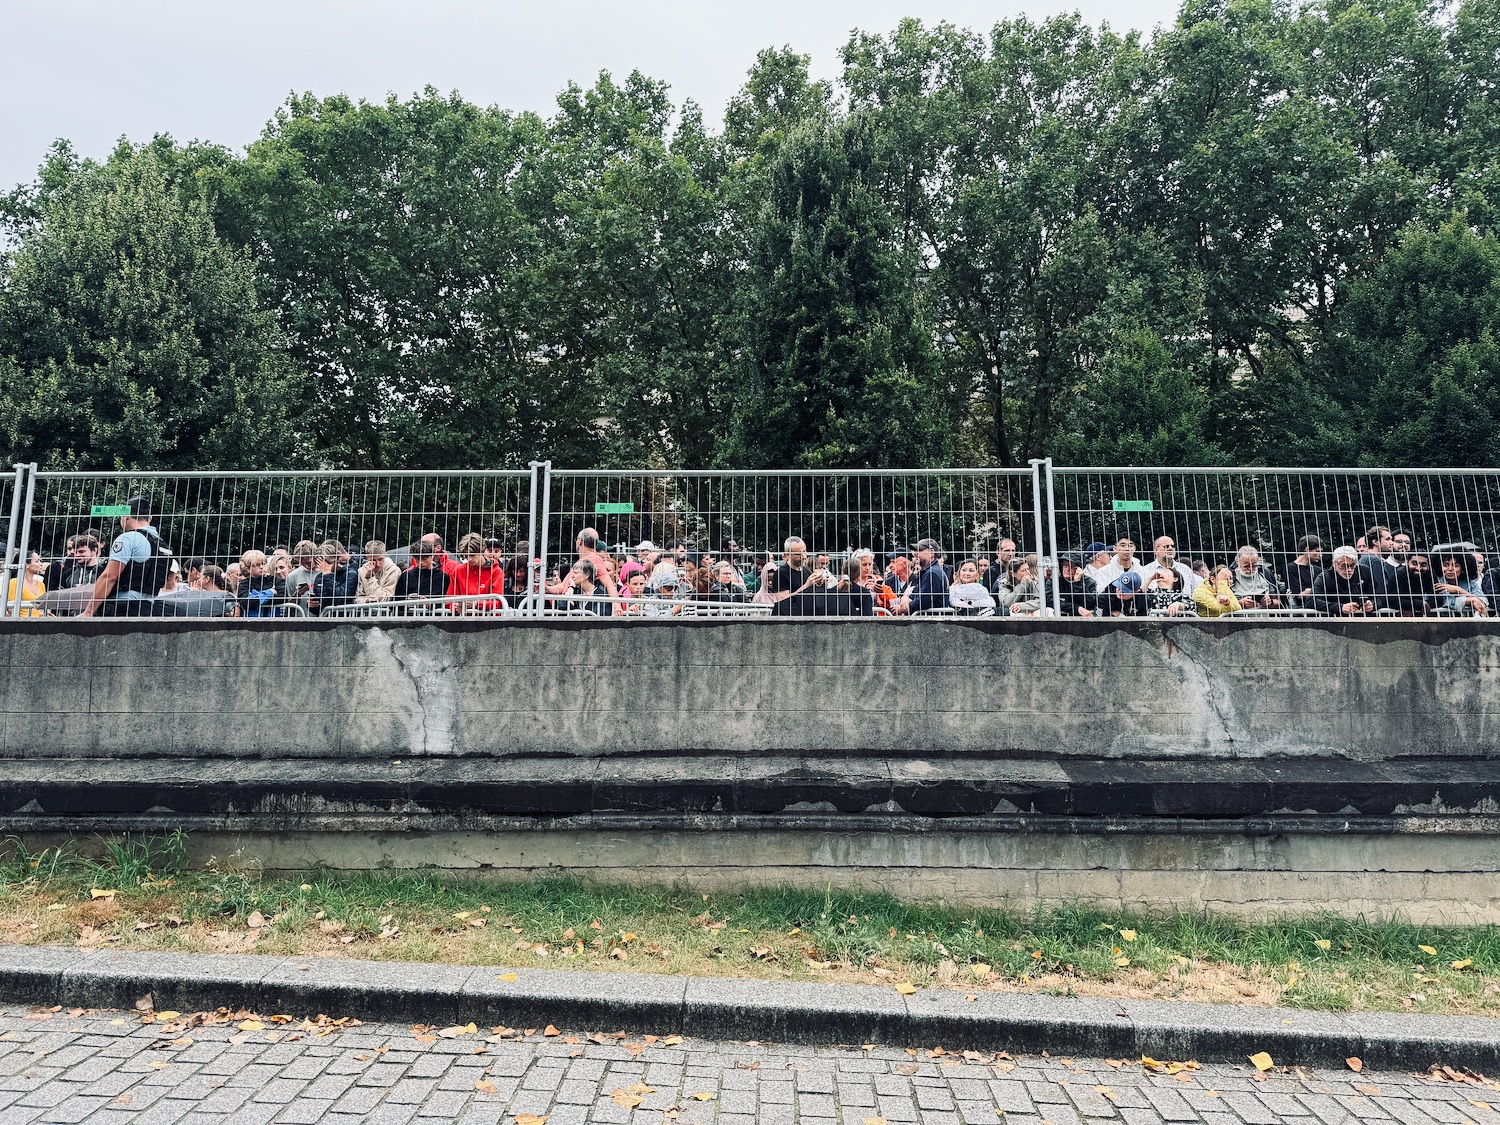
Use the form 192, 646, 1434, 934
1, 1003, 1498, 1125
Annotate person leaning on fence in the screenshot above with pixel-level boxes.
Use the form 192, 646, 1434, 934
1229, 546, 1282, 609
1090, 537, 1142, 592
355, 541, 401, 602
235, 550, 285, 618
1310, 546, 1375, 616
708, 561, 748, 603
1286, 535, 1324, 607
766, 537, 820, 615
1358, 525, 1400, 609
949, 561, 996, 615
1143, 561, 1197, 616
43, 532, 104, 593
1392, 552, 1438, 615
395, 541, 449, 600
1193, 566, 1242, 617
443, 532, 505, 611
309, 541, 358, 615
1135, 536, 1201, 595
7, 550, 46, 617
1433, 550, 1490, 616
1055, 553, 1099, 616
893, 539, 949, 615
77, 496, 173, 618
999, 556, 1042, 616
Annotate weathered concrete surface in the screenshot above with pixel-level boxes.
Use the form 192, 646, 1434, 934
3, 617, 1499, 759
5, 618, 1500, 921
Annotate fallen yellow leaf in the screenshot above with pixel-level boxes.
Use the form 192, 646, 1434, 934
864, 1118, 888, 1125
90, 889, 117, 900
1249, 1052, 1274, 1072
514, 1116, 548, 1125
689, 1092, 716, 1101
1285, 973, 1298, 988
237, 1020, 265, 1032
438, 1023, 478, 1038
1420, 945, 1438, 956
1114, 957, 1130, 967
496, 973, 519, 982
1119, 929, 1137, 942
1347, 1057, 1363, 1072
155, 1011, 181, 1020
475, 1079, 498, 1094
895, 982, 917, 996
1452, 958, 1474, 970
45, 904, 67, 912
663, 1034, 684, 1046
610, 1090, 643, 1108
1314, 939, 1332, 951
543, 1025, 560, 1037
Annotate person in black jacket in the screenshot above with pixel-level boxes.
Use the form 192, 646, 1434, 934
395, 542, 450, 601
1390, 554, 1438, 616
1310, 547, 1376, 616
1056, 553, 1101, 616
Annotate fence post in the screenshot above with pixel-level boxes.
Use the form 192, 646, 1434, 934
1045, 459, 1061, 615
1029, 459, 1048, 614
3, 464, 27, 619
526, 461, 542, 615
534, 461, 553, 617
8, 463, 37, 620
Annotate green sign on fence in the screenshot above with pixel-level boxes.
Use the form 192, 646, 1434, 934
90, 504, 131, 517
593, 502, 636, 514
1111, 499, 1155, 512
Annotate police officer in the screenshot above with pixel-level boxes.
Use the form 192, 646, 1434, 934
77, 496, 174, 617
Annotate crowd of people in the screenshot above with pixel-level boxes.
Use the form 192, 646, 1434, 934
6, 497, 1498, 620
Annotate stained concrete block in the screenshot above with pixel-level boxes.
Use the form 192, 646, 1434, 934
682, 977, 905, 1046
258, 958, 475, 1026
905, 989, 1135, 1058
1125, 1000, 1361, 1067
460, 967, 686, 1032
0, 944, 90, 1006
1345, 1010, 1500, 1073
56, 950, 288, 1013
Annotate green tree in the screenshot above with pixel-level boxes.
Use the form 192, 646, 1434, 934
729, 113, 951, 468
0, 144, 295, 470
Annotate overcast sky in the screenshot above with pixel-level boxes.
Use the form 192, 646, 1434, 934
3, 0, 1180, 192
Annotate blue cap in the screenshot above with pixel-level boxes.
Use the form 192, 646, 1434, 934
1113, 571, 1143, 593
1086, 542, 1108, 554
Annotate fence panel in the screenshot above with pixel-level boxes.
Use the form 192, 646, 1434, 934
1049, 467, 1500, 577
2, 465, 24, 617
24, 470, 537, 575
541, 468, 1038, 582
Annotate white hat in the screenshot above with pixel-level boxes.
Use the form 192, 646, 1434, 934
634, 540, 658, 552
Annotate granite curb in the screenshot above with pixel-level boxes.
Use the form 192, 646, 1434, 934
0, 944, 1494, 1072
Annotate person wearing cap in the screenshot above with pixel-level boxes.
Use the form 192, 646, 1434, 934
893, 539, 950, 615
77, 496, 175, 617
644, 563, 684, 616
1309, 547, 1374, 615
1098, 569, 1149, 616
1055, 552, 1099, 617
1081, 542, 1111, 583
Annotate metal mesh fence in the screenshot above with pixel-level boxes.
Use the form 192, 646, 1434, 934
2, 465, 23, 613
541, 469, 1038, 581
1049, 468, 1500, 576
23, 470, 537, 574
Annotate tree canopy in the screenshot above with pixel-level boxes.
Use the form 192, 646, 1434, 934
3, 0, 1497, 470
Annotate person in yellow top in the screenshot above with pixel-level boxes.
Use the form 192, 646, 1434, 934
7, 550, 47, 617
1192, 564, 1242, 617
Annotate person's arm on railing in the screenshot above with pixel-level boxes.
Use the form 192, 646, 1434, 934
75, 560, 123, 618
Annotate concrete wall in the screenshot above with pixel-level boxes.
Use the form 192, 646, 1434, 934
2, 617, 1498, 760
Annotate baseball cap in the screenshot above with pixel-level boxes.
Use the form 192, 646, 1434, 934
885, 546, 912, 559
912, 538, 942, 553
125, 495, 152, 518
1060, 551, 1085, 567
1113, 571, 1143, 593
1085, 541, 1108, 554
634, 540, 658, 552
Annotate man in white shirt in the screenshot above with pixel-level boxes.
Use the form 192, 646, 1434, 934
1134, 535, 1202, 594
1091, 537, 1144, 592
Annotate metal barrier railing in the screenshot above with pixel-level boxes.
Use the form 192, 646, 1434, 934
6, 461, 1500, 620
542, 466, 1043, 606
1047, 466, 1500, 580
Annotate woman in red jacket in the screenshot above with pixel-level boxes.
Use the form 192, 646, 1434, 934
442, 532, 506, 614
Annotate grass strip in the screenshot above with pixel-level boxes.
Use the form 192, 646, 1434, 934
2, 837, 1498, 1016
